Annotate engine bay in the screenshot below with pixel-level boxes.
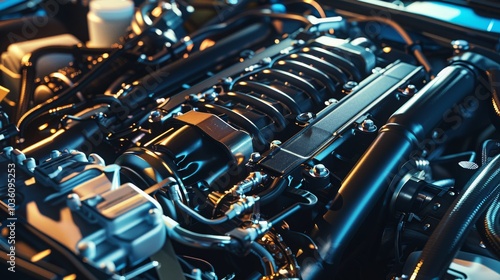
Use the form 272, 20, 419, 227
0, 0, 499, 279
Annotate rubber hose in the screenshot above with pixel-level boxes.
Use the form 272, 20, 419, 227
409, 154, 500, 280
482, 193, 500, 258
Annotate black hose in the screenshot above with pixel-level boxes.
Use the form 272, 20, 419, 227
258, 177, 289, 205
409, 154, 500, 280
487, 69, 500, 130
250, 242, 278, 277
481, 193, 500, 258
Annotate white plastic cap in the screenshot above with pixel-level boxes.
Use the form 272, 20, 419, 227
89, 0, 134, 21
87, 0, 134, 47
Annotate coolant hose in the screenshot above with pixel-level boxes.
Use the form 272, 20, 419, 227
482, 193, 500, 259
409, 154, 500, 280
301, 62, 478, 279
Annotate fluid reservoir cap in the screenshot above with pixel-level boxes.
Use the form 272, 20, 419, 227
89, 0, 134, 21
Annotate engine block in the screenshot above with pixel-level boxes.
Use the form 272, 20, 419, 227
0, 1, 499, 279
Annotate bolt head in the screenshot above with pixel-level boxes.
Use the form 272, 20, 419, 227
310, 164, 329, 178
403, 84, 417, 95
359, 119, 377, 132
451, 39, 470, 52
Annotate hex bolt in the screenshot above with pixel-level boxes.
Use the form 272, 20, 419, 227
360, 119, 377, 132
149, 110, 162, 122
296, 112, 314, 125
325, 98, 338, 106
310, 164, 329, 178
451, 40, 470, 54
403, 84, 417, 96
50, 150, 61, 159
433, 203, 441, 211
343, 81, 358, 93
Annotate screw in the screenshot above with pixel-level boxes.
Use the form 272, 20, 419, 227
451, 40, 470, 54
50, 150, 61, 159
423, 223, 431, 231
325, 98, 338, 106
403, 84, 417, 96
343, 81, 358, 93
371, 67, 383, 74
149, 110, 162, 122
449, 191, 456, 196
433, 203, 441, 211
310, 164, 329, 178
296, 112, 314, 125
479, 241, 486, 249
360, 119, 377, 132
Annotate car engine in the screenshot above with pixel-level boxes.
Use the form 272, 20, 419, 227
0, 0, 499, 279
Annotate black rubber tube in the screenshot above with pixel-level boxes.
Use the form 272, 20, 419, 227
410, 154, 500, 280
482, 193, 500, 258
258, 177, 288, 205
250, 242, 278, 276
